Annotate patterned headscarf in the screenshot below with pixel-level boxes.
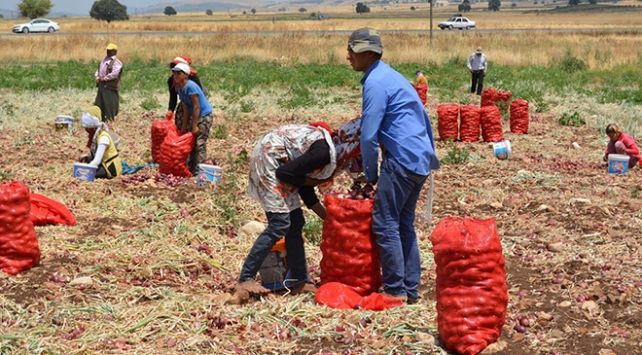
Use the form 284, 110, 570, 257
334, 118, 361, 165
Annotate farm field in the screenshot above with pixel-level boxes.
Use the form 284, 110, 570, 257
1, 6, 641, 355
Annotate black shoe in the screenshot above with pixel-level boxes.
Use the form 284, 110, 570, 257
407, 296, 420, 304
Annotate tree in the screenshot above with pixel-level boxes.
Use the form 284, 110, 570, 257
488, 0, 501, 11
458, 0, 471, 12
568, 0, 580, 5
90, 0, 129, 23
299, 7, 307, 13
588, 0, 597, 3
18, 0, 53, 19
205, 9, 213, 15
410, 6, 416, 10
250, 8, 256, 15
356, 2, 370, 13
163, 6, 177, 16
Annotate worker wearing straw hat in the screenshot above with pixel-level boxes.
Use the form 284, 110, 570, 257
94, 43, 123, 122
346, 27, 439, 304
467, 46, 487, 95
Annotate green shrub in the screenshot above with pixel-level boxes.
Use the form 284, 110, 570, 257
559, 111, 585, 126
239, 100, 255, 113
441, 143, 470, 165
140, 96, 160, 111
211, 124, 228, 139
559, 50, 587, 73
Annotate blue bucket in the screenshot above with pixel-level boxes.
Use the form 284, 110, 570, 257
198, 164, 223, 185
492, 140, 512, 160
73, 163, 97, 182
607, 154, 629, 174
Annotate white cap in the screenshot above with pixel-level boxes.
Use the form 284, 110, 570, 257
171, 62, 191, 75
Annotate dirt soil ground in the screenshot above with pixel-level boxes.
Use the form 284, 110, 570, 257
0, 92, 640, 354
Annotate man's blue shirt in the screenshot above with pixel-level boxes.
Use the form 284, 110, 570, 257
359, 60, 440, 182
178, 80, 212, 117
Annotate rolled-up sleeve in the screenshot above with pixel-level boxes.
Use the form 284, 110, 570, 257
360, 83, 387, 183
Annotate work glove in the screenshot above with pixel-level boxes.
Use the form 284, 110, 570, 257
165, 111, 174, 121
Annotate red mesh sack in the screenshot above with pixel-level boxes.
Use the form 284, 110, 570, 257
481, 88, 512, 107
315, 282, 404, 311
315, 282, 362, 309
495, 90, 512, 102
430, 216, 508, 355
414, 83, 428, 106
436, 104, 459, 141
158, 130, 195, 177
510, 99, 529, 134
151, 115, 177, 163
320, 194, 381, 295
480, 88, 497, 107
480, 105, 504, 143
459, 105, 481, 143
30, 193, 76, 226
0, 182, 40, 275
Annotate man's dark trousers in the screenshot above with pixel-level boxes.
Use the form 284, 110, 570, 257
471, 70, 484, 95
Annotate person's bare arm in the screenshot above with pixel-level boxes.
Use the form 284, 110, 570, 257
191, 94, 200, 134
310, 202, 326, 220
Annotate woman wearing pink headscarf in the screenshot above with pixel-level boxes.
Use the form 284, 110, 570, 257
231, 119, 361, 302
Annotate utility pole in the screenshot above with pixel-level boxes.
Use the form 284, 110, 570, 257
429, 0, 434, 45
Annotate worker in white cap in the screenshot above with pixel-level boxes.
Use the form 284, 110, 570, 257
171, 62, 213, 175
94, 43, 123, 121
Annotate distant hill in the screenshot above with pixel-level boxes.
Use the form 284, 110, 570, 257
143, 2, 250, 13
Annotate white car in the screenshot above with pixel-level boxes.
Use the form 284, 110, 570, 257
438, 15, 475, 30
12, 18, 60, 34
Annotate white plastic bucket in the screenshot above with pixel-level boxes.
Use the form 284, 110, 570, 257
607, 154, 629, 174
73, 163, 97, 182
492, 140, 512, 160
198, 164, 223, 185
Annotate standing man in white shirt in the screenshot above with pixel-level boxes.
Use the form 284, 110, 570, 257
94, 43, 123, 122
467, 47, 487, 95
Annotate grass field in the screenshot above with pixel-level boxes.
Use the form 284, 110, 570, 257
0, 5, 641, 355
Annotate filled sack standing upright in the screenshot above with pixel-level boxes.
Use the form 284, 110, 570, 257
436, 104, 459, 141
430, 216, 508, 355
319, 194, 381, 295
0, 182, 40, 275
510, 99, 529, 134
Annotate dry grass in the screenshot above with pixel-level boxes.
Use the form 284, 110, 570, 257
1, 7, 641, 68
1, 31, 641, 69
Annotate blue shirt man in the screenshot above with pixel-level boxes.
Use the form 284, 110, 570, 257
347, 27, 439, 303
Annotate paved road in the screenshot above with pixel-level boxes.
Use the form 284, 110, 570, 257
2, 27, 641, 38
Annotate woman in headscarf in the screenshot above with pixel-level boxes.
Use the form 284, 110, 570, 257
230, 118, 361, 302
603, 123, 640, 169
166, 56, 205, 131
79, 106, 122, 179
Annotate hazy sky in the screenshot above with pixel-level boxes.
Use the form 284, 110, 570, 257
2, 0, 170, 14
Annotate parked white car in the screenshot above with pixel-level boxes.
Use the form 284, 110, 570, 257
438, 15, 475, 30
12, 18, 60, 34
